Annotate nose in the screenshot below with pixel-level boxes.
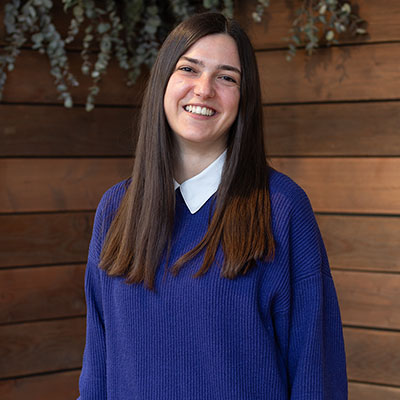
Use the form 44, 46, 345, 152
194, 74, 215, 98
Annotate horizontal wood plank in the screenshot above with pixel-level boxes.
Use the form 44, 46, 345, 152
0, 105, 138, 156
2, 102, 400, 157
1, 214, 398, 274
349, 381, 400, 400
0, 370, 80, 400
271, 158, 400, 214
4, 265, 400, 332
0, 158, 131, 213
3, 158, 400, 214
1, 50, 147, 106
265, 102, 400, 156
318, 215, 400, 273
0, 318, 85, 379
0, 265, 86, 324
344, 327, 400, 386
259, 43, 400, 103
0, 212, 93, 268
1, 320, 399, 386
237, 0, 400, 49
2, 0, 400, 49
2, 43, 400, 105
333, 270, 400, 329
1, 372, 400, 400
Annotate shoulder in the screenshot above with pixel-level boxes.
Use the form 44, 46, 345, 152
93, 179, 131, 235
267, 167, 319, 243
267, 169, 329, 280
268, 167, 312, 217
97, 179, 130, 217
88, 179, 130, 259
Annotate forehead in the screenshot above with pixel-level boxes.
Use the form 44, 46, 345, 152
180, 34, 240, 69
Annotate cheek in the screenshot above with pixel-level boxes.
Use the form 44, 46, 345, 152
164, 76, 188, 106
163, 81, 174, 109
223, 91, 240, 118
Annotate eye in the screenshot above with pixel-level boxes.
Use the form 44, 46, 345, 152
177, 66, 195, 73
219, 75, 238, 84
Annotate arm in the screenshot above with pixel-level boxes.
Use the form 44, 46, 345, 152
273, 186, 347, 399
287, 272, 347, 399
78, 198, 108, 399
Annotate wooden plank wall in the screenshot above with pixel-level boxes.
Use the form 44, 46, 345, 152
0, 0, 399, 398
237, 0, 400, 398
0, 2, 134, 398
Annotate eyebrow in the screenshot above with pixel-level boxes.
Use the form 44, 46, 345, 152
180, 56, 241, 75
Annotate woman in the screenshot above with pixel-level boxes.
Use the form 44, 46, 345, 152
78, 12, 347, 400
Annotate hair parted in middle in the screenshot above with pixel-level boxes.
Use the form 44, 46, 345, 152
100, 12, 275, 290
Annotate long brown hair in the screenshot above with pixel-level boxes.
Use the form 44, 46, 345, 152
100, 12, 275, 290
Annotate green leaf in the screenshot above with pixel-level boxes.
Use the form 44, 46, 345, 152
145, 24, 157, 35
64, 96, 73, 108
81, 64, 90, 75
57, 83, 67, 91
31, 32, 44, 43
43, 0, 53, 8
73, 6, 84, 17
100, 38, 112, 52
97, 23, 110, 34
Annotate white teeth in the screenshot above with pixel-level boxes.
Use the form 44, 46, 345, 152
184, 105, 215, 116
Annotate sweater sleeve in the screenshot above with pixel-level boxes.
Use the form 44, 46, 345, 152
272, 184, 347, 400
77, 196, 108, 400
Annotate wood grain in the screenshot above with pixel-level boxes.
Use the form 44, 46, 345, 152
237, 0, 400, 49
271, 158, 400, 214
0, 212, 93, 268
0, 158, 131, 213
259, 43, 400, 103
318, 215, 400, 273
344, 327, 400, 386
265, 102, 400, 156
333, 270, 400, 329
3, 157, 399, 214
2, 0, 400, 49
0, 264, 86, 324
1, 321, 399, 387
0, 318, 85, 379
0, 370, 80, 400
348, 381, 400, 400
1, 373, 400, 400
2, 43, 400, 106
1, 50, 147, 106
2, 102, 400, 157
0, 105, 138, 156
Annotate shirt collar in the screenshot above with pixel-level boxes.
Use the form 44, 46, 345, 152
174, 150, 226, 214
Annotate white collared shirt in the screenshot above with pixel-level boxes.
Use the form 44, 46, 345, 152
174, 150, 226, 214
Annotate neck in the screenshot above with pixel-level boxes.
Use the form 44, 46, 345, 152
174, 146, 226, 184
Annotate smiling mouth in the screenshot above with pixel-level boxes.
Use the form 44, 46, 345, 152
184, 105, 216, 116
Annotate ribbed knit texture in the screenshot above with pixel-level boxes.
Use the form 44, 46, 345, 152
78, 169, 347, 400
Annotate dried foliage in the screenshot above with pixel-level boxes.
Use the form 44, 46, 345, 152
286, 0, 367, 61
0, 0, 366, 110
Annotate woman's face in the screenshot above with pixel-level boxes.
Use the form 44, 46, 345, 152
163, 33, 241, 154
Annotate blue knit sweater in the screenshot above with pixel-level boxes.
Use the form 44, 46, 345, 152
78, 169, 347, 399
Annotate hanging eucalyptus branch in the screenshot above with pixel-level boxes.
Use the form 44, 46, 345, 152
286, 0, 367, 61
1, 0, 78, 107
0, 0, 367, 111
